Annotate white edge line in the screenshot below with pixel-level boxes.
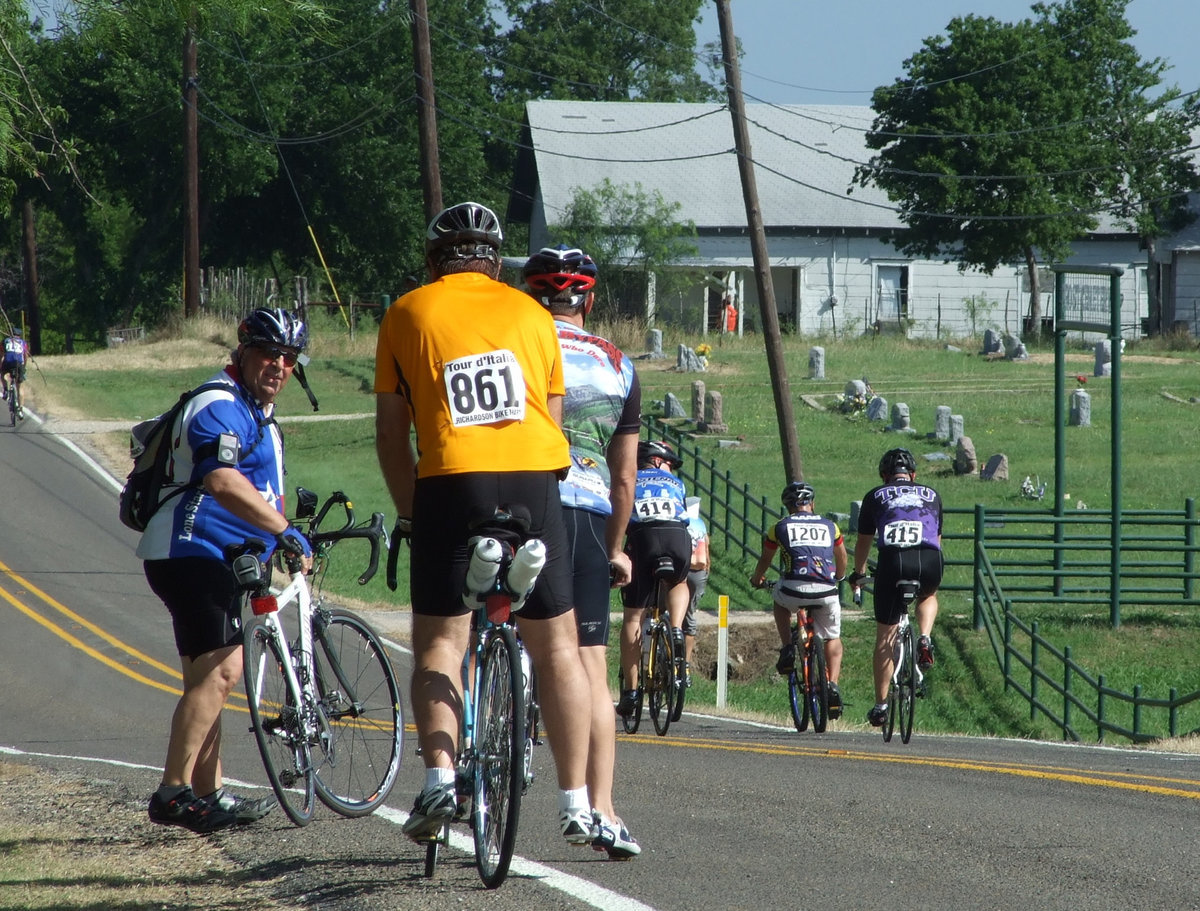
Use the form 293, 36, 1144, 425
1, 744, 657, 910
28, 408, 125, 494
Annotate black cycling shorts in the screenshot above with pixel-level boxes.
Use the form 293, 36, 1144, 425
2, 360, 25, 383
563, 507, 612, 648
621, 521, 692, 609
145, 557, 243, 659
410, 471, 572, 621
872, 546, 943, 626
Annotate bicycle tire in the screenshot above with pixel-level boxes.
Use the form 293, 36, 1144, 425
243, 616, 317, 825
472, 627, 525, 889
521, 644, 538, 792
310, 609, 404, 817
788, 667, 808, 732
883, 633, 899, 743
617, 668, 641, 735
809, 634, 830, 734
648, 624, 674, 736
424, 819, 450, 878
898, 624, 916, 744
8, 380, 15, 426
670, 642, 687, 723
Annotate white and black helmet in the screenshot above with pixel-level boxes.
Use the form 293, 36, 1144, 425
425, 202, 503, 261
237, 307, 308, 350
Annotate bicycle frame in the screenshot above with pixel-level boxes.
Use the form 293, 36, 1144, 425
237, 489, 398, 825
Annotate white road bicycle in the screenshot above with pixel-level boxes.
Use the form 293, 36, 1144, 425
231, 488, 403, 826
854, 576, 924, 744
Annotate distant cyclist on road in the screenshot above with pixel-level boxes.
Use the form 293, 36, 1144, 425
849, 448, 943, 727
750, 481, 847, 718
2, 326, 29, 419
617, 440, 691, 717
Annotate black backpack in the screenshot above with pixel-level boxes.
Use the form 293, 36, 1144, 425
119, 381, 267, 532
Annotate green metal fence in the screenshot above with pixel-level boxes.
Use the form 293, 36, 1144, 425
973, 545, 1200, 743
642, 417, 1200, 742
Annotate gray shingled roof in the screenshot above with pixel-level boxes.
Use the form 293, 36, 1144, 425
522, 100, 901, 231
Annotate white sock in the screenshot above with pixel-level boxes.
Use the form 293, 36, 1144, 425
426, 767, 456, 790
558, 786, 589, 815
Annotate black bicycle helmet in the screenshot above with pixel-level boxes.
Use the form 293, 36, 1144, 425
523, 245, 598, 294
782, 481, 815, 509
425, 202, 503, 259
879, 447, 917, 479
237, 307, 308, 351
637, 439, 682, 470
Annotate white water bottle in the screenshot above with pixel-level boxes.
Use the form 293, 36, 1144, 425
505, 539, 546, 612
462, 536, 503, 609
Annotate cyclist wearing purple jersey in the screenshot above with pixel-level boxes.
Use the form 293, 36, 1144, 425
849, 448, 943, 727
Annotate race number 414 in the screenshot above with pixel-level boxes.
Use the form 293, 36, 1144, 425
444, 349, 527, 426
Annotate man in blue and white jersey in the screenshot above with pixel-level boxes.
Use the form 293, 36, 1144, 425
523, 245, 642, 858
618, 440, 692, 715
849, 447, 944, 728
138, 308, 313, 833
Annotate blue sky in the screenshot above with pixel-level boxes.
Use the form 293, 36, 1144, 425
693, 1, 1200, 106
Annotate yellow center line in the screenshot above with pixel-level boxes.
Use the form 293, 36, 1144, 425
0, 559, 249, 709
620, 734, 1200, 799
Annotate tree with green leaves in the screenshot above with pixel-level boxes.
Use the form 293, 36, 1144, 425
853, 0, 1198, 335
549, 178, 698, 320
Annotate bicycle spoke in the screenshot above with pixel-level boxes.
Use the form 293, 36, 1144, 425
311, 610, 404, 817
243, 616, 316, 825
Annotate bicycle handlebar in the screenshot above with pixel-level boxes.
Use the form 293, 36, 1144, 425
310, 510, 386, 585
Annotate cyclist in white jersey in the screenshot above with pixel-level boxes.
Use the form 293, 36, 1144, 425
524, 244, 642, 859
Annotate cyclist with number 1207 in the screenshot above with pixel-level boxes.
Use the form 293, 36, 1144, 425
750, 481, 847, 718
849, 448, 944, 728
375, 202, 595, 850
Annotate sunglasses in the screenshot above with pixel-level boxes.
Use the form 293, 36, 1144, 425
254, 344, 300, 367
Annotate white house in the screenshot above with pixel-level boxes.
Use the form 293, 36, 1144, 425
508, 100, 1173, 340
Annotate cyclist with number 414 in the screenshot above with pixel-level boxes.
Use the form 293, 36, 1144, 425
750, 481, 847, 718
617, 440, 691, 718
849, 448, 944, 728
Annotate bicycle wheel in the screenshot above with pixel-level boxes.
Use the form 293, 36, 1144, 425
310, 609, 404, 817
519, 643, 538, 792
8, 382, 15, 426
788, 667, 808, 732
617, 667, 641, 735
808, 635, 830, 734
670, 641, 687, 723
883, 637, 899, 743
424, 819, 450, 878
898, 625, 917, 744
472, 627, 525, 889
648, 624, 674, 736
243, 616, 317, 825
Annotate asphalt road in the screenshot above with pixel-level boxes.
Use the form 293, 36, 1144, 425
3, 413, 1200, 911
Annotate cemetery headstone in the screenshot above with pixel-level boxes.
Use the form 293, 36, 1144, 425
954, 436, 978, 475
867, 396, 889, 422
982, 328, 1002, 355
809, 346, 826, 380
647, 328, 664, 359
933, 405, 951, 441
1070, 389, 1091, 426
949, 414, 964, 446
980, 453, 1009, 481
664, 392, 686, 419
692, 380, 706, 423
1094, 339, 1112, 377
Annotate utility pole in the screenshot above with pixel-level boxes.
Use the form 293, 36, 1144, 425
410, 0, 443, 221
183, 20, 200, 318
715, 0, 804, 482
